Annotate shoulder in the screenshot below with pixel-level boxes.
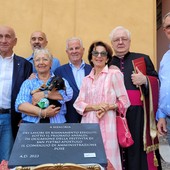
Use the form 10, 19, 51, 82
14, 54, 26, 60
53, 57, 60, 63
84, 63, 92, 69
21, 78, 32, 86
14, 55, 32, 65
85, 63, 91, 68
55, 63, 69, 70
130, 52, 149, 59
162, 50, 170, 60
160, 50, 170, 64
108, 67, 123, 78
26, 55, 33, 61
54, 64, 70, 75
109, 65, 120, 71
84, 63, 91, 67
129, 52, 153, 65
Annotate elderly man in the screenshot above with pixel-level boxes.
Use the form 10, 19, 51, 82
54, 37, 91, 123
0, 25, 32, 161
27, 31, 60, 72
109, 26, 162, 170
157, 12, 170, 145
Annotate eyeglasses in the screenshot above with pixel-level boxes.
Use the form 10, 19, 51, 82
91, 51, 108, 57
164, 24, 170, 30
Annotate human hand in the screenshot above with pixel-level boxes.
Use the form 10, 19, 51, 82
28, 73, 36, 80
106, 159, 115, 170
32, 91, 44, 105
131, 67, 147, 86
44, 105, 60, 117
95, 103, 110, 119
0, 160, 9, 170
48, 89, 63, 100
157, 118, 167, 135
96, 110, 105, 119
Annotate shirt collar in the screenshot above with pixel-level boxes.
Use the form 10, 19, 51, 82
27, 53, 34, 61
0, 53, 14, 61
87, 65, 108, 79
114, 51, 130, 59
35, 71, 55, 79
69, 60, 85, 69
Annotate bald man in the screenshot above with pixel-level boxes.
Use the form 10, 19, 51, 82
27, 31, 60, 72
0, 25, 32, 161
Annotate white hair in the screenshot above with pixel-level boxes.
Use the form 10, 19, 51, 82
66, 37, 83, 50
162, 12, 170, 27
109, 26, 131, 41
33, 48, 53, 62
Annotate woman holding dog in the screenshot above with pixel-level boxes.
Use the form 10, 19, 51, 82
15, 48, 73, 123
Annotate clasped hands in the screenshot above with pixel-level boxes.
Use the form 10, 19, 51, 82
95, 103, 117, 119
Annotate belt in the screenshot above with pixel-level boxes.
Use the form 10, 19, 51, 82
0, 108, 11, 114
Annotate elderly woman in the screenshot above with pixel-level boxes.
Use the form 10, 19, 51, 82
15, 48, 73, 123
74, 41, 130, 170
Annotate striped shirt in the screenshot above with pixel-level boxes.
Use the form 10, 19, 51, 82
15, 73, 73, 123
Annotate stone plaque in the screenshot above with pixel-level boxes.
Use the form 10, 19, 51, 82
8, 123, 107, 168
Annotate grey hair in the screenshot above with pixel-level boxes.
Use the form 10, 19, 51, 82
33, 48, 53, 62
162, 12, 170, 27
66, 37, 83, 50
109, 26, 131, 41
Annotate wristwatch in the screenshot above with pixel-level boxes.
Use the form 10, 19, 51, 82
44, 90, 48, 98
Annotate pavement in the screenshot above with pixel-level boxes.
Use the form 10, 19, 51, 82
162, 160, 170, 170
159, 135, 170, 170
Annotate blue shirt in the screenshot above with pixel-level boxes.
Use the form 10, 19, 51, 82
15, 73, 73, 123
156, 50, 170, 119
69, 61, 85, 89
27, 54, 60, 73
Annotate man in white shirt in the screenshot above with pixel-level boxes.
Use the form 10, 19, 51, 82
0, 25, 32, 162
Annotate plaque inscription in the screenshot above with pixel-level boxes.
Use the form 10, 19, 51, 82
8, 123, 107, 168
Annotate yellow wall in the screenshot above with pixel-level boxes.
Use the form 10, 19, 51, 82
0, 0, 156, 66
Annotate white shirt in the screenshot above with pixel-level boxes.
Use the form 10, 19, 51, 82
0, 54, 14, 108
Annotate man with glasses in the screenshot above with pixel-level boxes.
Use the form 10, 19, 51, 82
109, 26, 162, 170
157, 12, 170, 145
54, 37, 91, 123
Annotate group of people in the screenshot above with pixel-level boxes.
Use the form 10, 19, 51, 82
0, 11, 170, 170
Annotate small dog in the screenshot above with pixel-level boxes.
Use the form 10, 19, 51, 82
31, 75, 65, 108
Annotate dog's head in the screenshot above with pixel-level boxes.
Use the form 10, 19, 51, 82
48, 76, 65, 91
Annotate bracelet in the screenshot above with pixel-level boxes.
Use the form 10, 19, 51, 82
114, 104, 117, 110
38, 108, 42, 118
43, 109, 47, 119
44, 90, 48, 98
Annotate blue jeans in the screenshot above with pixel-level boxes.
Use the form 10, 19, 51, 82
167, 116, 170, 145
0, 114, 14, 162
